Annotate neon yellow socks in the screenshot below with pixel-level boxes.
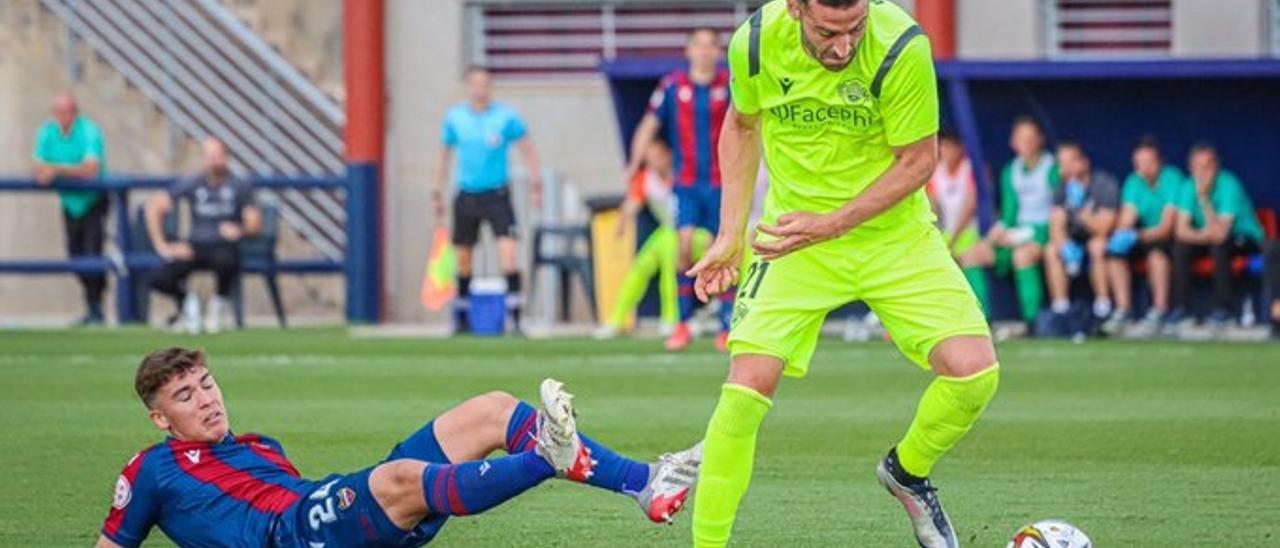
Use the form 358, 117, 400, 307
692, 383, 773, 548
897, 365, 999, 478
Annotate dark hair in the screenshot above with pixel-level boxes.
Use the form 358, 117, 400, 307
136, 348, 206, 407
1188, 141, 1218, 160
1057, 140, 1086, 157
801, 0, 866, 7
1134, 134, 1161, 156
938, 128, 961, 144
1012, 115, 1043, 134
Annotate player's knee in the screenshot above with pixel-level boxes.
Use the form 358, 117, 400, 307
371, 459, 426, 507
1087, 236, 1108, 258
1043, 243, 1061, 265
726, 355, 784, 398
478, 390, 519, 421
931, 336, 997, 378
1014, 244, 1041, 267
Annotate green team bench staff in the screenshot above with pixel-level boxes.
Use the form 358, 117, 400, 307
687, 1, 998, 547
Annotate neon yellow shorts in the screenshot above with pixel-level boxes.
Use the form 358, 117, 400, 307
948, 226, 981, 256
727, 223, 990, 377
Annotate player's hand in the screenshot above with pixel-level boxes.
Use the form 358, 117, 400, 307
160, 242, 194, 261
218, 221, 243, 242
431, 188, 446, 218
752, 211, 845, 261
34, 165, 56, 186
529, 183, 543, 212
1206, 221, 1230, 244
687, 235, 743, 302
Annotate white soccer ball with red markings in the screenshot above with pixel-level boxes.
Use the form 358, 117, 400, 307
1007, 519, 1092, 548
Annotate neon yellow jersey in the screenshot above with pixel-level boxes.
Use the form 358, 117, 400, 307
728, 0, 939, 235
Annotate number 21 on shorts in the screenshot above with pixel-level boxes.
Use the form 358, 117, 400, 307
738, 261, 770, 300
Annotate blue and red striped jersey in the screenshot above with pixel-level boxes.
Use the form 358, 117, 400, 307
101, 433, 314, 547
646, 68, 731, 189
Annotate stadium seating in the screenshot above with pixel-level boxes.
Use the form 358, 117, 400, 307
1187, 207, 1277, 277
129, 203, 286, 328
530, 225, 595, 323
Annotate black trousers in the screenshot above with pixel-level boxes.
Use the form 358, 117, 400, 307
150, 241, 240, 299
63, 198, 109, 308
1266, 241, 1280, 307
1172, 238, 1259, 315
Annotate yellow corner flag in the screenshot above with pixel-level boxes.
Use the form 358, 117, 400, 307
420, 226, 457, 311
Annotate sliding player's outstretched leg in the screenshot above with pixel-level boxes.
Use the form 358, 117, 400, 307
380, 379, 701, 530
878, 336, 1000, 548
541, 379, 705, 523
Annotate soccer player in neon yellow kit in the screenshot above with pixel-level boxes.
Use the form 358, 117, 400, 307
687, 1, 999, 546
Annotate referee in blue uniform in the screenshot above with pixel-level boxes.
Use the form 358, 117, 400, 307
433, 67, 542, 333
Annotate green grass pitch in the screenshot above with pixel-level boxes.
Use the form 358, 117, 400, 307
1, 328, 1277, 546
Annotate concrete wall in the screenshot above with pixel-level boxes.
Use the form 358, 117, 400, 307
0, 0, 343, 324
956, 0, 1043, 59
0, 0, 193, 322
383, 0, 622, 323
1173, 0, 1269, 57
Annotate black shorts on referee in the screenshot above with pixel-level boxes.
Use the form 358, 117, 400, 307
452, 187, 518, 246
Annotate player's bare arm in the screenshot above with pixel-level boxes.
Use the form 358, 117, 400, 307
624, 113, 662, 182
752, 134, 938, 261
688, 105, 762, 301
1140, 206, 1176, 243
431, 146, 453, 217
516, 136, 543, 209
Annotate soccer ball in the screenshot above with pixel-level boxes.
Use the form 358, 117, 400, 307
1007, 519, 1092, 548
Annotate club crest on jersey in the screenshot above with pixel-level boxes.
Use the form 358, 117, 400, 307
184, 449, 201, 464
837, 80, 870, 105
337, 487, 357, 510
113, 475, 132, 509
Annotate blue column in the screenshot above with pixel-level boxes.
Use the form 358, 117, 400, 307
946, 77, 994, 230
113, 187, 138, 323
345, 162, 381, 322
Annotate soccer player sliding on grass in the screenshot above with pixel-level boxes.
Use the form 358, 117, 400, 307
687, 1, 999, 547
96, 347, 701, 547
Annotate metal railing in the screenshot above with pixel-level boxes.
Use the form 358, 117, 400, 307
39, 0, 347, 259
0, 175, 348, 323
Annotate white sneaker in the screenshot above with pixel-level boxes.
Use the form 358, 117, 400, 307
182, 293, 202, 335
535, 379, 594, 480
592, 325, 621, 340
635, 441, 702, 524
205, 296, 227, 334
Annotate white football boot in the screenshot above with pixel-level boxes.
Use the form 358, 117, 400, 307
535, 379, 596, 481
635, 441, 703, 524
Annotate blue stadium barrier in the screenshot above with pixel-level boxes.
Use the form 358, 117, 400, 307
601, 57, 1280, 322
0, 175, 363, 323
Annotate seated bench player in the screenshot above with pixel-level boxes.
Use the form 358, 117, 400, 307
96, 347, 702, 547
